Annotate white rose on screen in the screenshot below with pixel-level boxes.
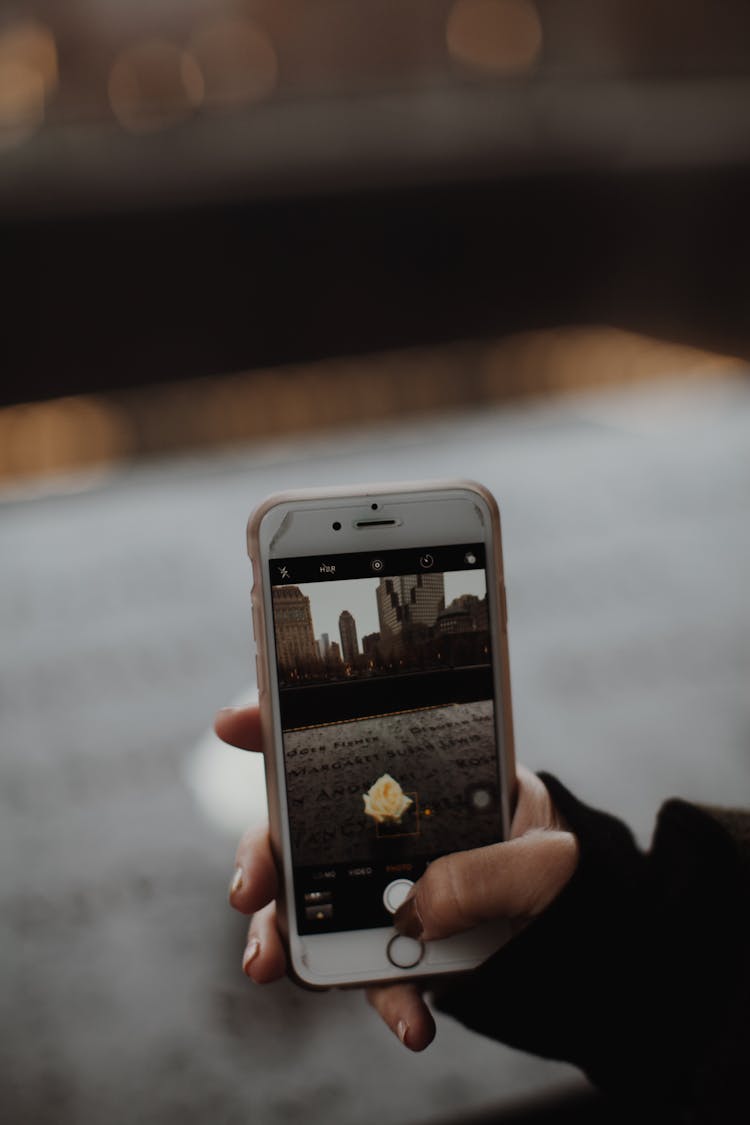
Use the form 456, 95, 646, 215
363, 774, 413, 824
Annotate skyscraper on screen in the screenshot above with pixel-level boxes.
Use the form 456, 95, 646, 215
376, 573, 445, 639
272, 586, 320, 671
339, 610, 359, 663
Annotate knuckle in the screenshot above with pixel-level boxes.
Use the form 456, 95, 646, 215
521, 829, 579, 916
511, 768, 557, 836
553, 830, 580, 885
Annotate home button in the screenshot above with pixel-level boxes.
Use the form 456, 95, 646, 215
386, 934, 425, 969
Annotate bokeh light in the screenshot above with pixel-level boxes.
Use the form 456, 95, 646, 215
0, 395, 132, 481
0, 331, 739, 489
446, 0, 543, 76
0, 20, 58, 147
189, 18, 278, 108
0, 19, 58, 91
108, 40, 204, 134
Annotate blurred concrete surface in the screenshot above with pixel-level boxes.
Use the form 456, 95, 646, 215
1, 371, 749, 1124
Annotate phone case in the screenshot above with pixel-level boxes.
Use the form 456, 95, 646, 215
246, 479, 516, 988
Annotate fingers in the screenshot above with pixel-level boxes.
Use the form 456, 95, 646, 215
219, 708, 283, 985
366, 983, 436, 1052
229, 826, 278, 914
214, 705, 262, 752
242, 902, 287, 983
395, 829, 579, 942
229, 828, 284, 984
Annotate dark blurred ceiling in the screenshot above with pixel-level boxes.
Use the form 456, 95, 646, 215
2, 1, 750, 404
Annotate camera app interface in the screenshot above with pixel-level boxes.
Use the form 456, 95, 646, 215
269, 544, 502, 934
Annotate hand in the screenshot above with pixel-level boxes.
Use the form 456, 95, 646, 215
216, 705, 578, 1052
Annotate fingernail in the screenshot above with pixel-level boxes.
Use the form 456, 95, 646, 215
242, 938, 260, 976
394, 892, 423, 940
397, 1019, 409, 1047
217, 707, 236, 717
228, 866, 243, 900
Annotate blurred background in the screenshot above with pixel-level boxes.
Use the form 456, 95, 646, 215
2, 2, 750, 1123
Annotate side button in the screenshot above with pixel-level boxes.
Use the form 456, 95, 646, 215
255, 656, 266, 695
500, 583, 508, 633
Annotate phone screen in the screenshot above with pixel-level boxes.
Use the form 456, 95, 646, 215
269, 543, 502, 934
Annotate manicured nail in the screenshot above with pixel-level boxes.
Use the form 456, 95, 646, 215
228, 866, 243, 900
397, 1019, 409, 1047
242, 938, 260, 976
394, 891, 423, 940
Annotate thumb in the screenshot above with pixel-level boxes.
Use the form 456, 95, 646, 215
394, 830, 578, 942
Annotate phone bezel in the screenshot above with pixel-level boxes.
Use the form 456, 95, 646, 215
248, 480, 516, 987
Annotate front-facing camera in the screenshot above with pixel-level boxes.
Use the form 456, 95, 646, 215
332, 521, 342, 531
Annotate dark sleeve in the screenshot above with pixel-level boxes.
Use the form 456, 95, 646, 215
432, 774, 750, 1117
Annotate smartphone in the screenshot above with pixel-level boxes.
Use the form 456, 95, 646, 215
247, 479, 516, 987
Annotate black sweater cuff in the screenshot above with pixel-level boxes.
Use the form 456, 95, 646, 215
434, 774, 749, 1113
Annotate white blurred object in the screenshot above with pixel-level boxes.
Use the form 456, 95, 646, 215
184, 688, 267, 838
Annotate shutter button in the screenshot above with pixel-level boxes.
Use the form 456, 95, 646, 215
382, 878, 414, 914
